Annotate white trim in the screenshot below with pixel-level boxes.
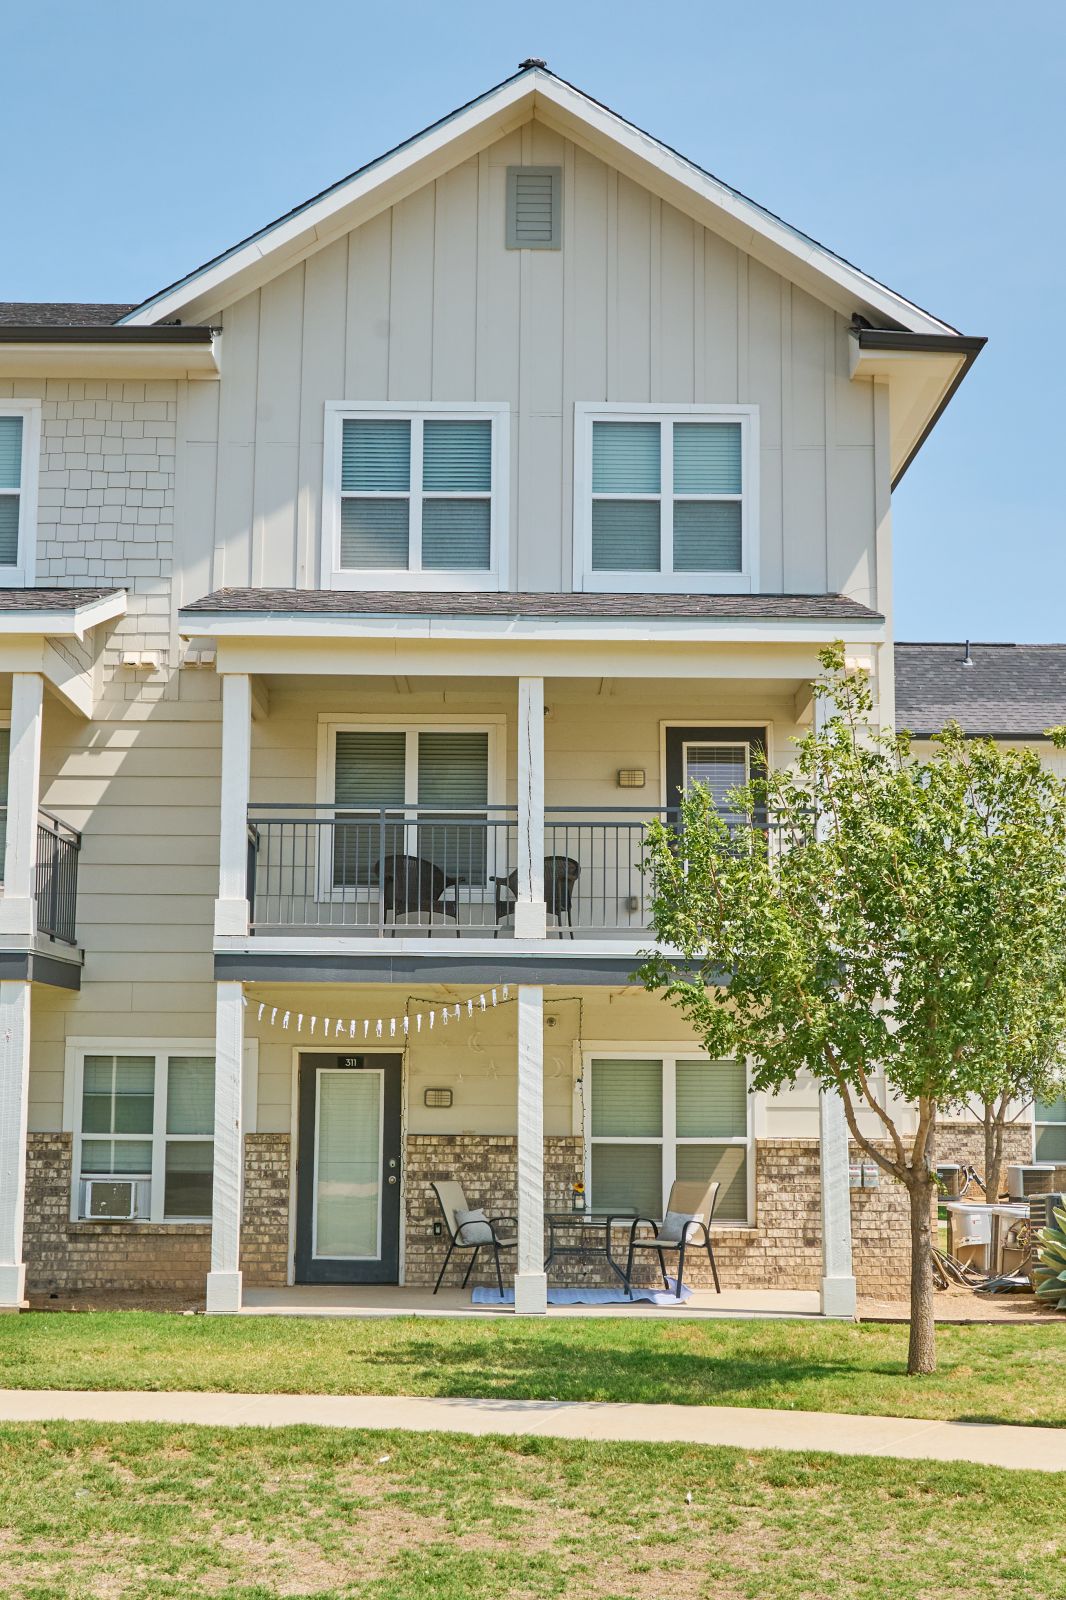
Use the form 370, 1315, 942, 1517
0, 402, 40, 588
572, 402, 759, 594
311, 1066, 385, 1261
582, 1047, 755, 1227
182, 612, 885, 647
118, 70, 955, 336
321, 401, 510, 591
215, 934, 672, 959
65, 1038, 217, 1226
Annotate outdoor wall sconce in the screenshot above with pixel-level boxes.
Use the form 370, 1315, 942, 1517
617, 769, 645, 788
424, 1087, 453, 1108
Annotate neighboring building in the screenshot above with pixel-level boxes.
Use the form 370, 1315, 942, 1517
0, 64, 991, 1315
896, 640, 1066, 1165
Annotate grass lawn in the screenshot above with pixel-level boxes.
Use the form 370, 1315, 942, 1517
0, 1420, 1063, 1600
0, 1313, 1063, 1426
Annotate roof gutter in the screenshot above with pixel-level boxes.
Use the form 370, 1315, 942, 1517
854, 327, 987, 489
0, 323, 215, 343
0, 324, 220, 379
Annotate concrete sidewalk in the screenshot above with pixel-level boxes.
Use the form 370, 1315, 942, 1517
0, 1389, 1061, 1471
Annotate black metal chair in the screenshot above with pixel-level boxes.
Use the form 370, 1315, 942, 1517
624, 1178, 722, 1298
430, 1180, 517, 1297
372, 853, 460, 935
492, 855, 580, 938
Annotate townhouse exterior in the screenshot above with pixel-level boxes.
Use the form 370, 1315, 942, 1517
0, 63, 1007, 1316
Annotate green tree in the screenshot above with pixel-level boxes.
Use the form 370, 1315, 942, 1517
640, 648, 1066, 1374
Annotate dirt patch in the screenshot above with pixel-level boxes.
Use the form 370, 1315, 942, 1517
859, 1286, 1059, 1322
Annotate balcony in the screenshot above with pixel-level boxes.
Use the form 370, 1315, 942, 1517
34, 810, 82, 945
0, 806, 82, 981
245, 803, 774, 940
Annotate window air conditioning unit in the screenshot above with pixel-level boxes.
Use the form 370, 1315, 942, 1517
83, 1179, 146, 1220
1007, 1163, 1058, 1200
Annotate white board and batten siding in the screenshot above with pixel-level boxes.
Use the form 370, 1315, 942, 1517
176, 121, 880, 608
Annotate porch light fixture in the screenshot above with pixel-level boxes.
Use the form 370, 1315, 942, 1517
424, 1087, 453, 1109
617, 769, 645, 789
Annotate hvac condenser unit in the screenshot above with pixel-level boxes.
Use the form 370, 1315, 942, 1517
1007, 1163, 1058, 1200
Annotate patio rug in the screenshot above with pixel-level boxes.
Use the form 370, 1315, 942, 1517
471, 1282, 693, 1306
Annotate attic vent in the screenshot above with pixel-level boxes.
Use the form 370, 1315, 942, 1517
506, 166, 561, 250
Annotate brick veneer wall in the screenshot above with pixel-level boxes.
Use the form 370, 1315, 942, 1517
23, 1131, 292, 1295
240, 1133, 291, 1287
403, 1125, 1036, 1297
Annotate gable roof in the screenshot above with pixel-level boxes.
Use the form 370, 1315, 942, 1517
0, 303, 135, 327
895, 643, 1066, 739
118, 64, 964, 337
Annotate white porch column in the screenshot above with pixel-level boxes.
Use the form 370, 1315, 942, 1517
0, 981, 32, 1308
214, 673, 252, 938
514, 983, 547, 1313
514, 676, 546, 938
819, 1088, 857, 1318
206, 979, 244, 1314
0, 673, 44, 938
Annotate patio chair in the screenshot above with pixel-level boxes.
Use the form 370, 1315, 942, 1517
373, 853, 460, 935
491, 855, 580, 937
624, 1178, 722, 1298
430, 1180, 517, 1297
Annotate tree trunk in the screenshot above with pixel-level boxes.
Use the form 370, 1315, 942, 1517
983, 1105, 1004, 1204
906, 1174, 938, 1375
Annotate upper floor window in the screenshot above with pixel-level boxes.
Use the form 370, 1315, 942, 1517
573, 404, 758, 594
0, 402, 41, 585
322, 403, 510, 590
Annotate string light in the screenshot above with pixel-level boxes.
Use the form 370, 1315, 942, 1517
241, 988, 523, 1040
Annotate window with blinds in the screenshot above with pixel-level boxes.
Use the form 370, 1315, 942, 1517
683, 744, 749, 811
1035, 1095, 1066, 1163
332, 408, 501, 581
332, 727, 492, 888
587, 1055, 750, 1223
576, 406, 753, 592
76, 1049, 215, 1222
0, 414, 23, 567
506, 167, 562, 250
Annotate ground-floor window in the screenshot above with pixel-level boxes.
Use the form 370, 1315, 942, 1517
1035, 1095, 1066, 1163
72, 1046, 215, 1222
584, 1052, 751, 1224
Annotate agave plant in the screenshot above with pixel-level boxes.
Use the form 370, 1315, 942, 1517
1035, 1202, 1066, 1310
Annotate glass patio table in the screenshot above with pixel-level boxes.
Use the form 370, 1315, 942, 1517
543, 1211, 637, 1290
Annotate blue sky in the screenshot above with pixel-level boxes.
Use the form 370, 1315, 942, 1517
3, 1, 1063, 640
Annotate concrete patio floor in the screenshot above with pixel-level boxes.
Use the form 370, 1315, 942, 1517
238, 1284, 823, 1319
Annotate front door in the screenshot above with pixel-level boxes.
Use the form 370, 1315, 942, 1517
295, 1053, 402, 1284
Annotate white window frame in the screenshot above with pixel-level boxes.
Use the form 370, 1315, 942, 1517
65, 1039, 216, 1224
582, 1048, 755, 1227
572, 402, 758, 594
321, 400, 510, 591
0, 400, 41, 587
315, 714, 507, 903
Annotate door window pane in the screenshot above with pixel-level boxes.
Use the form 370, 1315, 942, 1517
315, 1071, 382, 1258
676, 1060, 747, 1138
418, 731, 489, 885
591, 1143, 662, 1218
164, 1141, 214, 1218
684, 745, 749, 808
675, 1143, 747, 1222
334, 731, 407, 887
591, 1059, 663, 1137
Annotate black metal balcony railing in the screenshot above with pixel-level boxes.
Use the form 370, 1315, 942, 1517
35, 809, 82, 945
246, 803, 782, 939
0, 805, 82, 946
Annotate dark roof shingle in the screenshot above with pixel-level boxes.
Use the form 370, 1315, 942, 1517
0, 587, 124, 611
180, 588, 883, 623
0, 303, 135, 328
895, 642, 1066, 738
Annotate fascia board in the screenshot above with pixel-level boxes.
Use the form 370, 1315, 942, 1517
179, 612, 884, 645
